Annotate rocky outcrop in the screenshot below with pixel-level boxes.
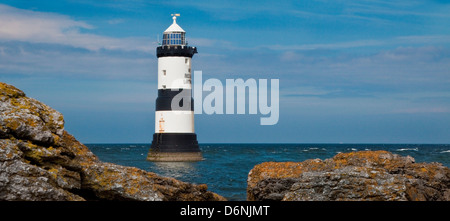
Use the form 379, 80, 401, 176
0, 82, 225, 201
248, 150, 450, 201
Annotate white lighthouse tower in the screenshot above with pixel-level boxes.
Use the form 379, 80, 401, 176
147, 14, 202, 161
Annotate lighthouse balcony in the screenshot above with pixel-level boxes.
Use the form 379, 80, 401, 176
157, 45, 198, 58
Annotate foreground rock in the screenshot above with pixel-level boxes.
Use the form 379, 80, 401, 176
248, 150, 449, 201
0, 82, 225, 201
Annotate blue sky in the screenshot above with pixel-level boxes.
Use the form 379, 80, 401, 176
0, 0, 449, 143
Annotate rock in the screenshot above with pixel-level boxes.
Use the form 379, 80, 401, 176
0, 83, 64, 145
247, 150, 450, 201
0, 82, 225, 201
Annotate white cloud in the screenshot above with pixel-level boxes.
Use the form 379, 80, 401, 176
188, 37, 233, 48
0, 42, 157, 80
279, 51, 305, 62
0, 4, 153, 52
281, 86, 341, 97
392, 107, 450, 114
266, 35, 450, 52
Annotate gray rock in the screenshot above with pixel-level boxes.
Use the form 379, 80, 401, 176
248, 151, 450, 201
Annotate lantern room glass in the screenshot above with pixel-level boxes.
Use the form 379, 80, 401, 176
162, 32, 186, 46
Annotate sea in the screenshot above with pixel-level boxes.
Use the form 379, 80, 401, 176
87, 143, 450, 201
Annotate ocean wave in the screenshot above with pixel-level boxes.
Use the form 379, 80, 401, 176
440, 150, 450, 153
396, 148, 419, 151
303, 147, 326, 152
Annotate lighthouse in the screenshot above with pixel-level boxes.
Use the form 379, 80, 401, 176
147, 14, 202, 161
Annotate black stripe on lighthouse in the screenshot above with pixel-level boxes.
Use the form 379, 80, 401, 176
155, 89, 194, 111
150, 133, 199, 153
156, 46, 197, 58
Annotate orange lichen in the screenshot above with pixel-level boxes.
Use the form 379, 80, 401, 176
0, 82, 25, 98
5, 119, 20, 131
52, 134, 60, 145
47, 168, 59, 179
252, 162, 303, 179
26, 141, 38, 149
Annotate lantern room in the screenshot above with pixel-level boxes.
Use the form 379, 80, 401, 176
162, 14, 186, 46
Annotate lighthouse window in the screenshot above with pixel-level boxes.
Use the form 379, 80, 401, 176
162, 32, 186, 45
163, 70, 166, 76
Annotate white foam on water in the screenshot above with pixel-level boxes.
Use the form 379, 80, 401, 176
396, 148, 419, 151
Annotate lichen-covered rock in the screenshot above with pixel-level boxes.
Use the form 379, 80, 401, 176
0, 82, 225, 201
0, 83, 64, 145
247, 151, 450, 201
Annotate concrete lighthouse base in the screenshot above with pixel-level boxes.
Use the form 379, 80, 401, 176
147, 151, 203, 162
147, 133, 203, 162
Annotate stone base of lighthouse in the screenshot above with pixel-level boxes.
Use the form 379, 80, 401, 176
147, 133, 203, 161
